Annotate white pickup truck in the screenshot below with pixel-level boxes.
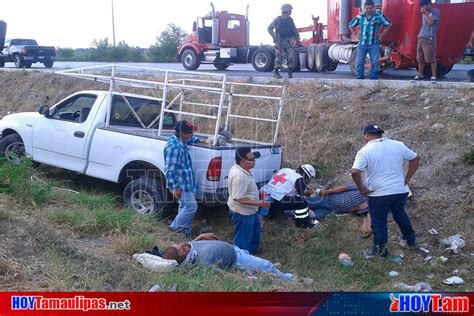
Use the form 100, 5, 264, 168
0, 65, 286, 217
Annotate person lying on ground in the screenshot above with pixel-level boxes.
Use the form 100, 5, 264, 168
307, 183, 371, 238
162, 233, 295, 282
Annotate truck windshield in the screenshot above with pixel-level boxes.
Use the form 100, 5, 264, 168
10, 39, 38, 46
110, 95, 176, 129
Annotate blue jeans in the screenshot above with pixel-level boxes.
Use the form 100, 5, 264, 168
368, 193, 415, 256
233, 246, 295, 282
170, 191, 197, 236
229, 211, 260, 254
357, 44, 380, 79
306, 195, 333, 219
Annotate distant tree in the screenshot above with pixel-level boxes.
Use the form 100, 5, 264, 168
56, 48, 75, 61
149, 24, 187, 62
87, 38, 146, 62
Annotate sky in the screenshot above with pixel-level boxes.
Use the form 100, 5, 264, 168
2, 0, 328, 48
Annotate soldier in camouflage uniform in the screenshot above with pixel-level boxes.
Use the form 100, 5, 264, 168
267, 4, 300, 79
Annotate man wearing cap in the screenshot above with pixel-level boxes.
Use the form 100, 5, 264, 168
262, 164, 318, 229
349, 0, 392, 80
227, 147, 268, 254
351, 124, 420, 257
164, 120, 202, 237
414, 0, 441, 80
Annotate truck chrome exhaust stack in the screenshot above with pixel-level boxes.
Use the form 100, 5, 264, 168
211, 2, 219, 45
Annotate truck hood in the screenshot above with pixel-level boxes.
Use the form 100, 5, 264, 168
0, 112, 42, 131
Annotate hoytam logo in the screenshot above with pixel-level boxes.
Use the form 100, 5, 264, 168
390, 294, 469, 313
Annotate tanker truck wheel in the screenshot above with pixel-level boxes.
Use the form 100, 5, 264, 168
418, 64, 453, 79
251, 47, 274, 72
349, 48, 384, 77
281, 48, 300, 72
181, 49, 202, 71
315, 44, 330, 72
306, 44, 318, 71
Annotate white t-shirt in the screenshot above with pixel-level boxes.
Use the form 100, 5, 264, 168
352, 138, 417, 197
227, 164, 259, 215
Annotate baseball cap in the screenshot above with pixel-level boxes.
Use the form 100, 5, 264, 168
175, 120, 197, 133
363, 123, 384, 134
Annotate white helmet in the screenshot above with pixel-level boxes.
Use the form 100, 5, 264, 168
300, 164, 316, 178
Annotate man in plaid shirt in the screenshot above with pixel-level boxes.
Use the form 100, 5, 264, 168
349, 0, 392, 80
164, 120, 202, 237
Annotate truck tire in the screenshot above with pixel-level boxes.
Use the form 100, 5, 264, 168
306, 44, 318, 71
25, 61, 32, 68
214, 61, 230, 71
418, 64, 453, 79
281, 47, 300, 72
0, 133, 26, 164
43, 60, 54, 68
181, 49, 201, 71
123, 177, 174, 218
0, 59, 4, 68
251, 47, 274, 72
327, 59, 338, 72
315, 44, 330, 73
14, 54, 25, 68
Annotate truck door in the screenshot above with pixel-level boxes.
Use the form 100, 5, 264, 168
32, 93, 99, 173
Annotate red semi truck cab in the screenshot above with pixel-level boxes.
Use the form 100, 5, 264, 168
177, 4, 259, 71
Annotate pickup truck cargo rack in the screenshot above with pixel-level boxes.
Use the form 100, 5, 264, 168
56, 64, 286, 146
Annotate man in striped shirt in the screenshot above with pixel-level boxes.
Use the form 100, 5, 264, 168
349, 0, 392, 80
164, 120, 202, 237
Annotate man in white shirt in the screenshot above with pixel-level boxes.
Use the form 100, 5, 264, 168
227, 147, 268, 254
351, 124, 420, 257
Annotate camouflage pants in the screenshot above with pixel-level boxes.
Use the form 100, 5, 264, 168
274, 43, 294, 71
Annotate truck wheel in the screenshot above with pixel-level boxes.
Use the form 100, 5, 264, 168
25, 61, 32, 68
123, 177, 174, 218
0, 133, 26, 164
282, 48, 300, 72
419, 64, 453, 79
251, 47, 274, 72
0, 59, 4, 68
315, 44, 330, 72
306, 44, 318, 71
181, 49, 201, 71
14, 55, 25, 68
214, 61, 230, 71
43, 61, 54, 68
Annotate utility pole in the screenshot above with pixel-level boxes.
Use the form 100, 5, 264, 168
111, 0, 116, 46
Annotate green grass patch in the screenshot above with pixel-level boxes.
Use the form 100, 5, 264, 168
0, 159, 52, 206
52, 207, 139, 234
463, 147, 474, 165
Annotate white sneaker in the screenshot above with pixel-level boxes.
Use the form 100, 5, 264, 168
430, 76, 437, 80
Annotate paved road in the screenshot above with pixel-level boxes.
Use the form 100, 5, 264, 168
1, 61, 472, 82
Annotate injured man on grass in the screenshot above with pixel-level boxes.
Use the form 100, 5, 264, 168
162, 233, 295, 282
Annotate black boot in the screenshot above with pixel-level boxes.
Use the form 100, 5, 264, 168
273, 69, 282, 79
288, 69, 293, 79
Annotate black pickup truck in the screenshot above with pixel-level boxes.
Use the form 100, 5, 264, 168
1, 38, 56, 68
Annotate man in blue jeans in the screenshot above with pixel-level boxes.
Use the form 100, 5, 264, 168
351, 124, 420, 257
164, 120, 203, 237
227, 147, 268, 254
349, 0, 392, 80
163, 233, 295, 282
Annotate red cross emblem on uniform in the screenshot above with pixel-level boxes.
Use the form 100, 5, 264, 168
271, 173, 287, 185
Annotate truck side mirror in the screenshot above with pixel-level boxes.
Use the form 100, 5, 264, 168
192, 21, 197, 32
38, 105, 51, 117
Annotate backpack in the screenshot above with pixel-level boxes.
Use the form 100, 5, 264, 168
277, 16, 296, 38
